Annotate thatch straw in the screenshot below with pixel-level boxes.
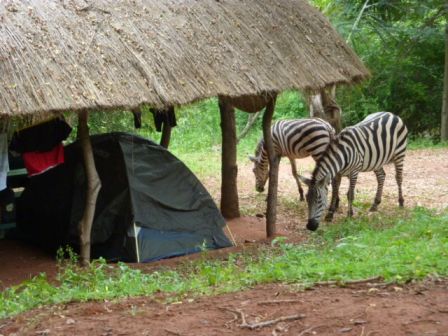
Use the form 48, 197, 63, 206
0, 0, 369, 117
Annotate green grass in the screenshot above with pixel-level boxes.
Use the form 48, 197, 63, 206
408, 138, 448, 150
1, 207, 447, 319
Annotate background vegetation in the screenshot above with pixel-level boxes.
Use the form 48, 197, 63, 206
314, 0, 446, 137
2, 0, 447, 318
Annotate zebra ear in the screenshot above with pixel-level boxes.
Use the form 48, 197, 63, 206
317, 174, 331, 187
298, 175, 312, 187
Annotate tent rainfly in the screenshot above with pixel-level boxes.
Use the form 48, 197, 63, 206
17, 133, 232, 262
0, 0, 369, 264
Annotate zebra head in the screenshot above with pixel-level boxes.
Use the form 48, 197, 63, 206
249, 140, 268, 192
249, 155, 269, 192
300, 174, 331, 231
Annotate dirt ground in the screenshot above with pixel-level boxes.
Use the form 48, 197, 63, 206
0, 147, 447, 335
2, 279, 448, 336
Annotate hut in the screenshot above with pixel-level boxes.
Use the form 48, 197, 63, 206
0, 0, 369, 264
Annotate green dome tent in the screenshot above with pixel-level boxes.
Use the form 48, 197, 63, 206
16, 132, 232, 262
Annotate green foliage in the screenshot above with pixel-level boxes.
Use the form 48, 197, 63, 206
339, 22, 444, 134
1, 207, 447, 318
312, 0, 446, 138
171, 99, 222, 153
267, 91, 308, 120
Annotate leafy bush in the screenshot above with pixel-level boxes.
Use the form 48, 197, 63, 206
313, 0, 446, 138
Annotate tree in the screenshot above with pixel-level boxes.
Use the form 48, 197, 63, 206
312, 0, 446, 137
442, 22, 448, 141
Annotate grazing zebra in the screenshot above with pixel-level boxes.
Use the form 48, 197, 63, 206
300, 112, 408, 231
249, 118, 336, 201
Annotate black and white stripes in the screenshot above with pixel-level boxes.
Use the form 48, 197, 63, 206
301, 112, 408, 231
250, 118, 335, 200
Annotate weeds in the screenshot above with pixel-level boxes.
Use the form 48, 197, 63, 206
1, 207, 447, 318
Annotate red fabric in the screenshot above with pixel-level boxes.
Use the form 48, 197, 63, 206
22, 144, 65, 177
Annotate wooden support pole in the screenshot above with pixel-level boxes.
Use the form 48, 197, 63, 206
160, 107, 174, 148
77, 110, 102, 266
160, 123, 172, 148
219, 98, 240, 219
262, 94, 278, 237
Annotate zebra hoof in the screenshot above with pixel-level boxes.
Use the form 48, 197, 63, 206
369, 205, 378, 212
324, 213, 334, 222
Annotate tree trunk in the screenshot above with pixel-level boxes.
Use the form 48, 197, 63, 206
442, 23, 448, 141
263, 94, 278, 237
321, 87, 342, 133
237, 111, 260, 144
307, 92, 324, 118
307, 87, 342, 134
78, 111, 102, 266
219, 99, 240, 218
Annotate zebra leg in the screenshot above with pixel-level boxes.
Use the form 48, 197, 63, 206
325, 174, 341, 221
290, 158, 305, 201
370, 167, 386, 212
347, 172, 359, 217
394, 158, 405, 207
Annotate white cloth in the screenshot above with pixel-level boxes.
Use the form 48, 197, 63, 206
0, 133, 9, 191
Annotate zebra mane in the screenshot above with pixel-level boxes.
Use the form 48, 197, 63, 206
332, 126, 353, 144
254, 138, 265, 160
329, 128, 337, 142
311, 132, 342, 183
311, 160, 323, 183
311, 126, 356, 182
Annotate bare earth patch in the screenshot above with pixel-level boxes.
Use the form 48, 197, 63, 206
0, 148, 447, 335
2, 280, 448, 336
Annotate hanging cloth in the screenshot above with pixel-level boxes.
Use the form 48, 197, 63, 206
9, 118, 72, 153
132, 109, 142, 129
9, 118, 72, 177
22, 144, 65, 177
0, 133, 9, 191
151, 107, 177, 132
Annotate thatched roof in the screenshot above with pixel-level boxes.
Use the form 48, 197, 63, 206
0, 0, 369, 117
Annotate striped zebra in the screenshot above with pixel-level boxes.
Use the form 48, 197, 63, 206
249, 118, 336, 201
300, 112, 408, 231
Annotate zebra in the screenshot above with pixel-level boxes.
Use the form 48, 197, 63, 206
300, 112, 408, 231
249, 118, 336, 201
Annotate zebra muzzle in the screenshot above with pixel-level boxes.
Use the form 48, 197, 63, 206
306, 218, 319, 231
